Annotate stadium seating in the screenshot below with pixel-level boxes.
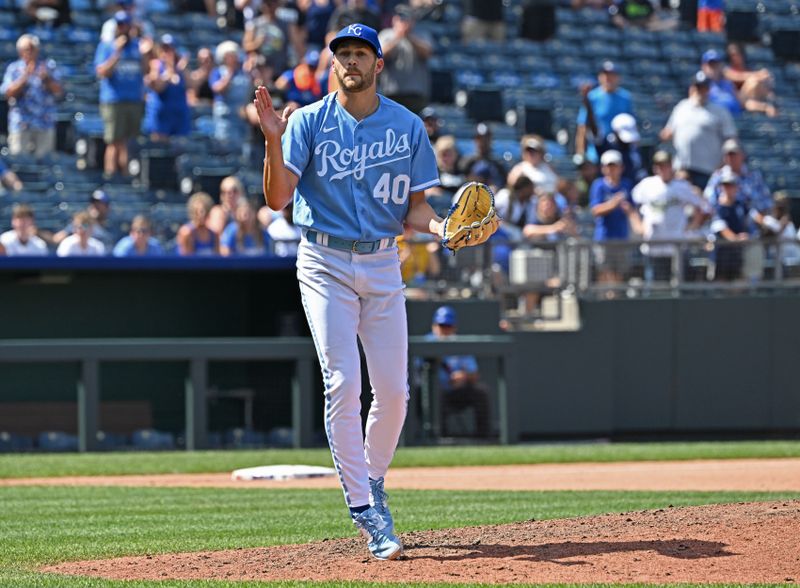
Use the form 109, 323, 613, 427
0, 0, 798, 244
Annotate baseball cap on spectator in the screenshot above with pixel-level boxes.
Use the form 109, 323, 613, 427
160, 34, 175, 47
599, 60, 617, 74
433, 305, 457, 326
522, 136, 545, 152
475, 122, 491, 137
652, 150, 672, 165
600, 150, 623, 166
722, 139, 743, 154
719, 166, 739, 184
469, 160, 493, 180
304, 49, 320, 67
329, 24, 383, 58
420, 106, 437, 120
611, 113, 640, 143
702, 49, 722, 64
114, 10, 132, 24
90, 189, 110, 204
691, 70, 710, 87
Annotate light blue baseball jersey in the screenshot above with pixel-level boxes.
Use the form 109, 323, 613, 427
282, 92, 440, 241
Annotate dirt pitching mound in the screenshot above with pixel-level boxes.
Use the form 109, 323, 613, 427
45, 500, 800, 584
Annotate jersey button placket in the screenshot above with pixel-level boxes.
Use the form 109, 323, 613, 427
350, 127, 366, 236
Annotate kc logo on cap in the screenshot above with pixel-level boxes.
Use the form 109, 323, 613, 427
329, 23, 383, 58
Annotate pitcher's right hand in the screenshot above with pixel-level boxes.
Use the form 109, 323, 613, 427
254, 86, 295, 143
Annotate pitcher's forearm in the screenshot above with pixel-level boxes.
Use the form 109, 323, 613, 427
406, 193, 443, 237
263, 140, 295, 211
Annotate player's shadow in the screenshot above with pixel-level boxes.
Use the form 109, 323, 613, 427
407, 539, 735, 565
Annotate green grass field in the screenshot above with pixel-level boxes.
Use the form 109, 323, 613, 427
3, 442, 800, 587
2, 440, 800, 478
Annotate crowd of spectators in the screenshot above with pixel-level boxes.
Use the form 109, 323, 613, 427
0, 0, 797, 288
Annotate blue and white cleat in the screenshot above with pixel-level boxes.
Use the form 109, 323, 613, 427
369, 476, 394, 534
352, 506, 403, 560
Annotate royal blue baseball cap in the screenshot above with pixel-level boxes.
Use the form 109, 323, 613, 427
433, 305, 457, 326
114, 9, 132, 24
329, 23, 383, 58
304, 49, 320, 67
702, 49, 722, 64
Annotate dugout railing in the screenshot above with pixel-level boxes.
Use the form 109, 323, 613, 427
0, 335, 518, 452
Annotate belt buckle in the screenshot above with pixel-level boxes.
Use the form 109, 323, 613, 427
351, 240, 360, 253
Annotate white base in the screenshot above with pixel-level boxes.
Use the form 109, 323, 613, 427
231, 464, 337, 481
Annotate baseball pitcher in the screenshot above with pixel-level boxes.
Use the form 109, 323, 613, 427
254, 23, 495, 561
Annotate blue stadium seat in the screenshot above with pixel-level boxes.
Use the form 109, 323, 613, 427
583, 40, 622, 59
0, 24, 20, 40
264, 427, 293, 448
61, 27, 99, 44
631, 60, 672, 77
542, 38, 583, 58
620, 26, 659, 43
660, 41, 700, 61
491, 71, 524, 87
131, 429, 175, 450
37, 431, 78, 452
625, 42, 662, 60
70, 10, 103, 29
95, 431, 127, 450
454, 69, 486, 86
224, 427, 266, 448
0, 431, 34, 452
576, 7, 612, 23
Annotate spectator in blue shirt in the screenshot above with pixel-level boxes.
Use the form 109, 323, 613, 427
589, 149, 639, 241
1, 34, 63, 158
220, 198, 273, 256
143, 34, 191, 142
704, 139, 772, 229
576, 61, 633, 163
113, 215, 164, 256
710, 168, 749, 281
210, 41, 251, 145
701, 49, 742, 117
94, 11, 148, 179
424, 306, 490, 438
590, 149, 641, 286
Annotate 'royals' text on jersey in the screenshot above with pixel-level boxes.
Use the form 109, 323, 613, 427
282, 92, 440, 241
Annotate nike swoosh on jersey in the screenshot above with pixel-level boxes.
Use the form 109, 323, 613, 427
322, 126, 338, 133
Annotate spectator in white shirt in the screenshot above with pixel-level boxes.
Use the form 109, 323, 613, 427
632, 150, 711, 280
507, 134, 559, 195
0, 204, 48, 256
56, 211, 106, 257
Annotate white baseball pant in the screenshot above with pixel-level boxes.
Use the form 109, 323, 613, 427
297, 239, 409, 508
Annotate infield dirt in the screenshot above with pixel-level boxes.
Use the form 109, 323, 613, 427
45, 500, 800, 584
